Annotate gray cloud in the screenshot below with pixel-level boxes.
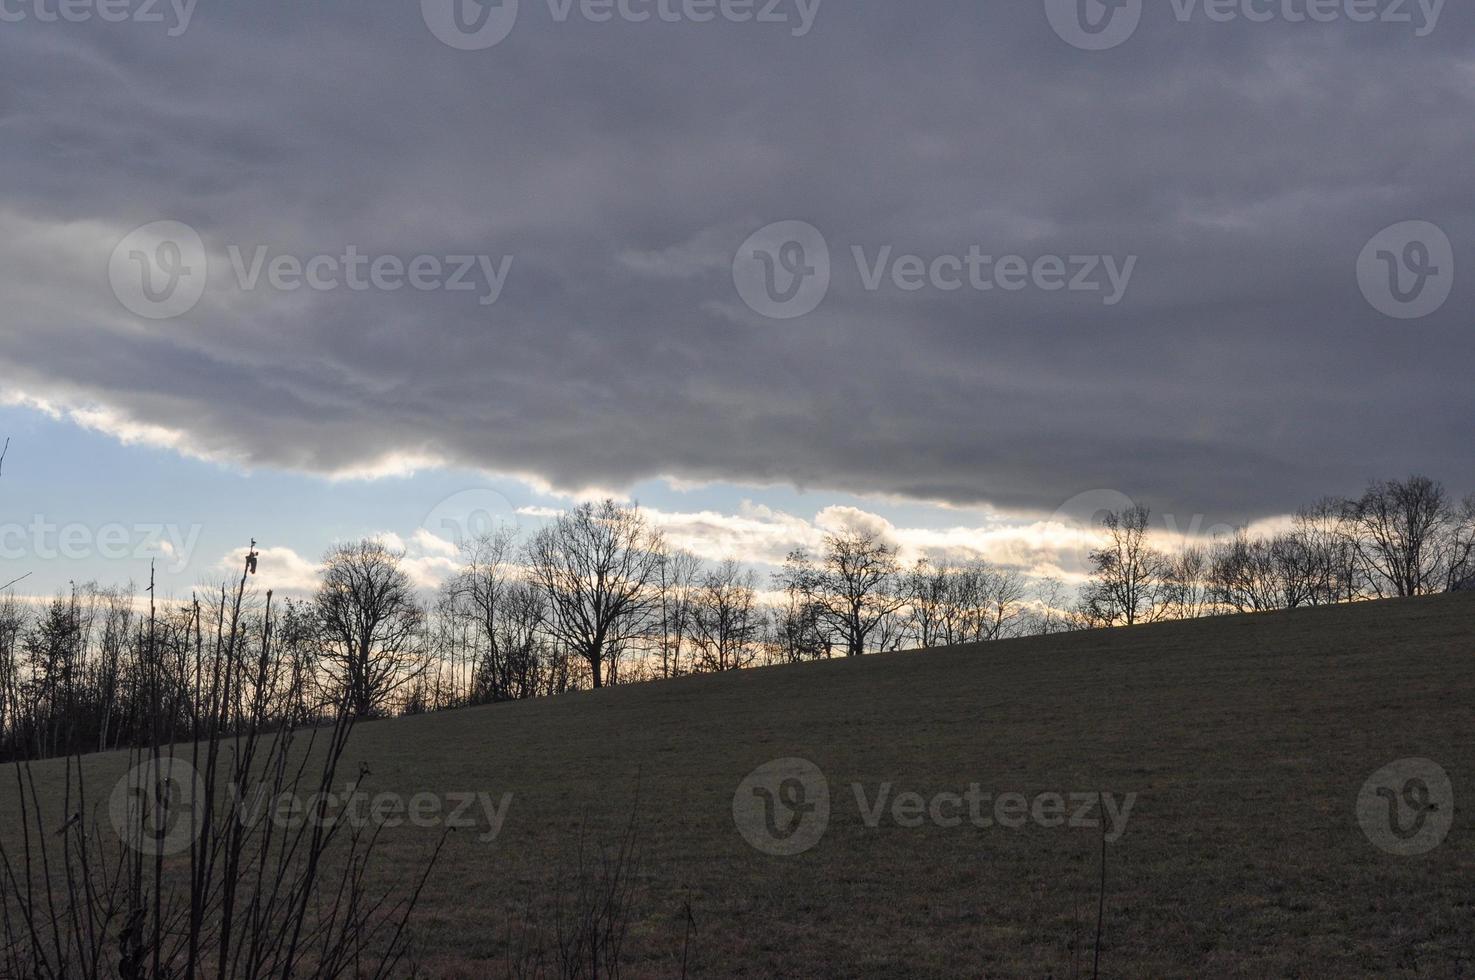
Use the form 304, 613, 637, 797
1, 1, 1471, 525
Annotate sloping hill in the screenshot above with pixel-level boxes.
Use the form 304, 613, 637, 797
9, 594, 1475, 976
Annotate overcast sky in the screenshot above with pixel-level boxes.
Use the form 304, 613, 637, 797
0, 0, 1470, 595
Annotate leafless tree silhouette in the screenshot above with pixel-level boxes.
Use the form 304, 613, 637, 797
315, 539, 426, 718
525, 501, 665, 689
1079, 506, 1171, 627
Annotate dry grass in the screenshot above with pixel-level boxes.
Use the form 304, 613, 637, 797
5, 593, 1474, 977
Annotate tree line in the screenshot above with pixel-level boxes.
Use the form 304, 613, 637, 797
1076, 477, 1475, 627
1, 476, 1471, 762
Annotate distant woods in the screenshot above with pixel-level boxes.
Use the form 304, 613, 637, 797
1076, 477, 1475, 628
1, 477, 1473, 762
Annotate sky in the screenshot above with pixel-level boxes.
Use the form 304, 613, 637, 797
0, 0, 1470, 600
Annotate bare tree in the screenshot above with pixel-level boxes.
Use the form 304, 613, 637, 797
1448, 495, 1475, 592
445, 528, 521, 704
315, 539, 426, 718
1291, 499, 1363, 605
782, 528, 904, 657
936, 562, 987, 646
0, 550, 443, 979
899, 557, 1027, 647
1164, 545, 1211, 620
525, 500, 665, 689
0, 434, 24, 748
904, 558, 949, 648
1078, 506, 1170, 627
274, 598, 321, 724
1270, 533, 1319, 610
0, 592, 22, 758
1210, 532, 1284, 613
689, 560, 761, 672
91, 585, 134, 752
1348, 476, 1453, 597
444, 560, 554, 705
22, 591, 84, 759
655, 548, 701, 678
769, 572, 830, 663
978, 566, 1029, 641
1028, 577, 1074, 636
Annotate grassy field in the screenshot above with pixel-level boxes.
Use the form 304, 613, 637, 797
6, 593, 1474, 977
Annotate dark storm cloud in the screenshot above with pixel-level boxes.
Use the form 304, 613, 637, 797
0, 0, 1471, 523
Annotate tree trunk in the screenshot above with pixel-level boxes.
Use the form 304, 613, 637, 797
587, 646, 604, 689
